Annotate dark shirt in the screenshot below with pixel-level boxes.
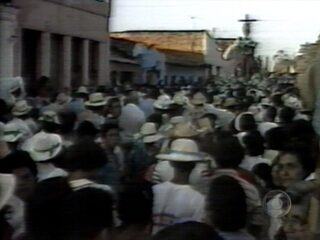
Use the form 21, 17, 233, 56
0, 150, 37, 175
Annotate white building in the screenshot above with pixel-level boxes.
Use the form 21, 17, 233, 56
0, 0, 111, 92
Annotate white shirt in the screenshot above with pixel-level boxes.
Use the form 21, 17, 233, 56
119, 103, 146, 136
240, 155, 271, 171
36, 162, 68, 182
152, 181, 205, 234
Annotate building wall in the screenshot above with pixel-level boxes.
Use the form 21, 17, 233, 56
204, 34, 237, 77
13, 0, 108, 41
110, 62, 140, 85
5, 0, 110, 90
165, 64, 206, 85
111, 31, 205, 54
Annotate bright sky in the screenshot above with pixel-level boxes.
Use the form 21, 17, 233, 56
110, 0, 320, 58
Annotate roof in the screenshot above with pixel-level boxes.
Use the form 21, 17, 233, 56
112, 30, 208, 33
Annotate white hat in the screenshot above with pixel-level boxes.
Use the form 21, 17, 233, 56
223, 97, 239, 108
170, 116, 186, 125
29, 133, 63, 162
39, 110, 61, 124
56, 93, 71, 105
139, 122, 164, 143
0, 174, 15, 210
153, 95, 174, 110
85, 93, 107, 107
171, 121, 200, 138
156, 138, 205, 161
12, 100, 31, 116
173, 92, 188, 106
76, 86, 89, 94
2, 123, 23, 143
212, 95, 223, 106
191, 92, 206, 105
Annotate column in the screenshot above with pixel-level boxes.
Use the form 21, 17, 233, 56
62, 36, 72, 88
82, 39, 89, 85
98, 41, 110, 86
0, 5, 18, 78
39, 32, 51, 78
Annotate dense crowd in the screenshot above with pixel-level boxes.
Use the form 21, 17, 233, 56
0, 74, 318, 240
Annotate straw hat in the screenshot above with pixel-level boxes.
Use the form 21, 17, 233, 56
171, 121, 200, 138
76, 86, 89, 94
212, 95, 223, 106
223, 97, 239, 108
2, 122, 23, 143
156, 138, 205, 161
85, 93, 107, 107
29, 133, 63, 162
170, 116, 186, 125
153, 95, 174, 110
12, 100, 31, 116
173, 92, 188, 106
39, 110, 61, 124
190, 92, 206, 105
56, 93, 71, 105
139, 122, 164, 143
0, 174, 15, 210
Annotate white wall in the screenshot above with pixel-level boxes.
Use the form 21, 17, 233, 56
204, 34, 237, 77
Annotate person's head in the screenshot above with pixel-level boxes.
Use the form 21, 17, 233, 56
279, 107, 295, 124
211, 134, 244, 168
169, 161, 196, 175
264, 127, 290, 151
76, 121, 99, 141
59, 111, 77, 135
263, 106, 277, 122
107, 97, 122, 118
100, 123, 120, 150
272, 147, 315, 188
152, 222, 223, 240
147, 113, 163, 127
59, 140, 107, 176
242, 130, 265, 156
125, 91, 140, 105
26, 177, 113, 240
206, 175, 247, 232
271, 94, 284, 108
11, 152, 37, 201
252, 163, 274, 189
235, 112, 257, 132
39, 111, 62, 133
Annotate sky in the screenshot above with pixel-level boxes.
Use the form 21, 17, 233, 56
110, 0, 320, 58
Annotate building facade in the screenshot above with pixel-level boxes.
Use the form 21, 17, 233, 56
111, 30, 238, 79
110, 36, 210, 86
0, 0, 111, 92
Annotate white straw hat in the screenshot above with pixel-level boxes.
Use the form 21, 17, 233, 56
76, 86, 89, 94
29, 133, 63, 162
191, 92, 206, 105
139, 122, 164, 143
39, 110, 61, 124
171, 121, 200, 138
2, 122, 23, 143
12, 100, 31, 116
85, 93, 107, 107
153, 95, 174, 110
0, 174, 15, 210
56, 93, 71, 105
156, 138, 205, 162
173, 92, 189, 106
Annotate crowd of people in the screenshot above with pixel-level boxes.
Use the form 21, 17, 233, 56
0, 74, 319, 240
